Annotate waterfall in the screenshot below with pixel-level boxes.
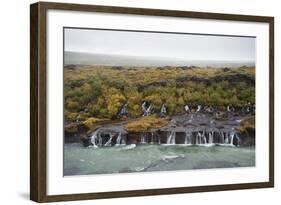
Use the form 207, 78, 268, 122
119, 103, 128, 116
150, 132, 154, 144
203, 135, 207, 144
90, 130, 99, 148
220, 131, 225, 144
184, 132, 192, 144
104, 134, 113, 147
98, 136, 103, 146
116, 132, 122, 145
158, 135, 161, 144
229, 132, 235, 145
227, 105, 231, 112
218, 128, 238, 146
161, 104, 167, 115
208, 132, 214, 144
196, 132, 202, 144
229, 128, 237, 146
225, 132, 229, 144
140, 133, 146, 144
184, 104, 190, 113
193, 131, 215, 145
121, 135, 126, 145
167, 131, 176, 144
146, 104, 152, 115
142, 103, 153, 116
202, 131, 207, 144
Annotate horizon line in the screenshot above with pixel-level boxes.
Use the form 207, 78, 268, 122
64, 50, 255, 63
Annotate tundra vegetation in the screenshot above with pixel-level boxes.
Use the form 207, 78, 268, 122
64, 65, 255, 133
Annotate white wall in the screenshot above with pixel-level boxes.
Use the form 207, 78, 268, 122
0, 0, 279, 204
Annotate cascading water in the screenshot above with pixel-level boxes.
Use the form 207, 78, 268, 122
184, 104, 190, 113
90, 130, 100, 148
194, 131, 214, 145
235, 134, 240, 146
229, 132, 235, 145
88, 113, 243, 148
160, 104, 167, 115
150, 133, 154, 144
146, 104, 152, 115
119, 103, 128, 116
158, 135, 161, 144
220, 131, 225, 144
167, 131, 176, 144
184, 132, 192, 145
224, 132, 229, 144
229, 128, 239, 146
196, 132, 202, 144
104, 134, 113, 147
98, 136, 103, 146
142, 103, 153, 116
202, 131, 207, 144
208, 131, 214, 144
116, 132, 122, 145
134, 130, 240, 146
121, 135, 126, 145
140, 133, 146, 144
217, 128, 239, 146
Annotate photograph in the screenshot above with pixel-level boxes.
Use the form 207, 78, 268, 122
63, 27, 256, 176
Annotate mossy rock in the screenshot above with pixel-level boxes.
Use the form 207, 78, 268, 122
237, 117, 255, 133
82, 117, 108, 129
65, 123, 79, 133
65, 112, 78, 121
124, 115, 169, 132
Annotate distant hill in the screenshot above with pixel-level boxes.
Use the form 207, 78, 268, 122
64, 51, 255, 68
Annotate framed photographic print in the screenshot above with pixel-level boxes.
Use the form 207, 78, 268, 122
30, 1, 274, 202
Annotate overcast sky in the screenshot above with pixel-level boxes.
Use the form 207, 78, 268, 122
64, 28, 255, 62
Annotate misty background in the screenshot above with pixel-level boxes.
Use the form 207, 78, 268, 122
64, 28, 255, 67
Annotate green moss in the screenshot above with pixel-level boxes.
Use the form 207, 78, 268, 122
64, 66, 255, 119
82, 117, 107, 129
65, 112, 78, 121
237, 117, 255, 134
124, 115, 169, 132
